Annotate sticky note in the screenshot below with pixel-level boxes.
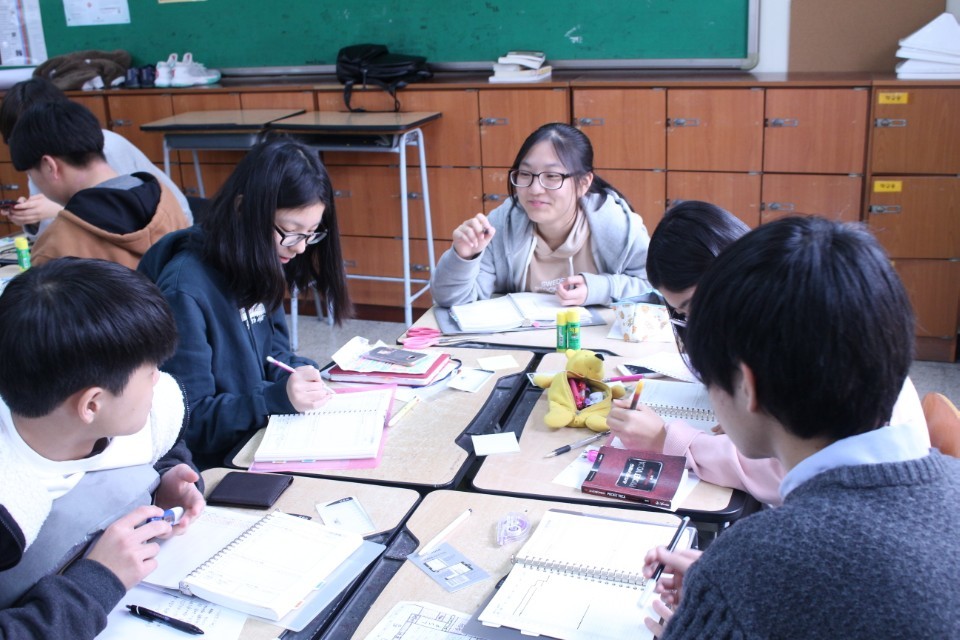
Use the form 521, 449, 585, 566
471, 432, 521, 456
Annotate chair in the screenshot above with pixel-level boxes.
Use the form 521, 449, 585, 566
922, 392, 960, 457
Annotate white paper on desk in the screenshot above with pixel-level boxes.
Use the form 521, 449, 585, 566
365, 601, 482, 640
449, 367, 494, 393
477, 355, 518, 371
551, 447, 602, 489
96, 584, 246, 640
472, 432, 520, 456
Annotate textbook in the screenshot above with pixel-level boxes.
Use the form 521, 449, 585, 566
253, 386, 394, 463
496, 50, 546, 68
489, 65, 553, 83
581, 446, 688, 509
326, 352, 452, 386
475, 509, 695, 640
144, 507, 365, 622
637, 378, 717, 431
448, 292, 592, 333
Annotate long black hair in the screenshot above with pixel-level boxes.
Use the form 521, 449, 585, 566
201, 137, 352, 321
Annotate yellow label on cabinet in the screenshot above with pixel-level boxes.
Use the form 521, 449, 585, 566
878, 92, 909, 105
873, 181, 902, 193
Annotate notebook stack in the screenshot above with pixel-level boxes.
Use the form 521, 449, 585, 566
327, 350, 454, 386
895, 13, 960, 79
489, 50, 552, 83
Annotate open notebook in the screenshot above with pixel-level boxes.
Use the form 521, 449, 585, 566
474, 509, 695, 640
447, 293, 595, 333
639, 379, 717, 432
254, 386, 394, 463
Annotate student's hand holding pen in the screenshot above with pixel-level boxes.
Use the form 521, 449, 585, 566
452, 212, 495, 259
640, 546, 703, 637
285, 364, 334, 412
87, 505, 170, 589
555, 274, 588, 306
607, 396, 667, 452
153, 463, 205, 537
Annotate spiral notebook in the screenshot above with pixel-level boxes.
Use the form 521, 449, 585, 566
145, 508, 363, 621
638, 379, 717, 431
476, 509, 695, 640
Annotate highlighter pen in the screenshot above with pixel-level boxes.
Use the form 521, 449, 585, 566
638, 516, 691, 609
629, 379, 645, 410
127, 605, 205, 635
603, 374, 645, 383
544, 430, 610, 458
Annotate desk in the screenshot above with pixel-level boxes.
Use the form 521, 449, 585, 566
200, 468, 420, 640
471, 352, 754, 538
140, 109, 306, 197
231, 347, 535, 490
270, 111, 442, 325
324, 490, 682, 639
403, 305, 672, 358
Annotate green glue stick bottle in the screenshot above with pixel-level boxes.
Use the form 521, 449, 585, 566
566, 309, 581, 350
556, 311, 568, 352
14, 237, 30, 272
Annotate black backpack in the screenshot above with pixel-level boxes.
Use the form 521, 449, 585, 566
335, 44, 432, 112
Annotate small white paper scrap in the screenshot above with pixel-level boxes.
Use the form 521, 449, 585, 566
477, 355, 519, 370
471, 432, 520, 456
449, 367, 494, 393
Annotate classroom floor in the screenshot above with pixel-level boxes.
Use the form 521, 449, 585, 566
289, 313, 960, 409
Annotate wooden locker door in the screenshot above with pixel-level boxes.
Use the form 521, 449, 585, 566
666, 171, 761, 227
0, 163, 27, 201
341, 236, 445, 308
106, 94, 174, 163
71, 95, 108, 128
764, 88, 869, 174
894, 259, 960, 362
871, 88, 960, 175
478, 88, 570, 168
867, 176, 960, 259
667, 89, 763, 172
403, 167, 483, 240
326, 165, 396, 238
179, 161, 242, 199
482, 168, 510, 214
572, 88, 666, 170
239, 91, 315, 112
761, 174, 862, 224
601, 169, 666, 232
171, 92, 243, 165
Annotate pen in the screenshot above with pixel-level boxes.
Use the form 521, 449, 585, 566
629, 379, 645, 410
418, 508, 472, 556
387, 396, 421, 427
603, 374, 645, 383
145, 506, 183, 526
266, 356, 335, 395
638, 516, 691, 609
126, 605, 205, 635
544, 430, 611, 458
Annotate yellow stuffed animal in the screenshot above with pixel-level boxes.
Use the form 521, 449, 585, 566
532, 349, 626, 432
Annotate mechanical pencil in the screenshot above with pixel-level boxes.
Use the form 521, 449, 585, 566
126, 604, 204, 635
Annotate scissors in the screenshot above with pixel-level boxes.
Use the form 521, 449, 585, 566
399, 327, 448, 348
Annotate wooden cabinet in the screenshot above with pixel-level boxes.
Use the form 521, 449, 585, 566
666, 171, 762, 227
893, 260, 960, 361
572, 88, 666, 170
340, 236, 447, 308
871, 87, 960, 175
600, 169, 666, 231
482, 168, 510, 214
761, 174, 862, 224
105, 94, 174, 162
667, 89, 764, 172
867, 176, 960, 259
240, 90, 315, 112
478, 88, 570, 167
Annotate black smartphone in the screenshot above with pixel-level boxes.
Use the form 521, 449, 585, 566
361, 346, 428, 367
618, 364, 661, 378
0, 199, 17, 210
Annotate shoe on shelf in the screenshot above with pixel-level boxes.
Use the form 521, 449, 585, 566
179, 52, 222, 86
154, 53, 176, 87
170, 53, 194, 87
139, 64, 156, 88
124, 67, 140, 89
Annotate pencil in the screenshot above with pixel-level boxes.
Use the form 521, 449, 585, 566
638, 516, 691, 608
629, 379, 644, 410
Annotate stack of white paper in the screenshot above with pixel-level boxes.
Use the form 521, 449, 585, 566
896, 13, 960, 79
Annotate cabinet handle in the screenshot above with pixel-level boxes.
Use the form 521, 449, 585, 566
869, 205, 902, 214
333, 189, 351, 198
110, 119, 132, 127
480, 117, 508, 126
183, 187, 200, 196
766, 118, 799, 128
875, 118, 907, 128
343, 259, 357, 268
410, 263, 431, 272
668, 118, 700, 127
483, 194, 507, 202
576, 117, 605, 126
763, 202, 795, 212
1, 183, 20, 191
406, 192, 422, 200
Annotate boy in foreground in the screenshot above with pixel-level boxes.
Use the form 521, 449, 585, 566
644, 217, 960, 638
0, 258, 205, 638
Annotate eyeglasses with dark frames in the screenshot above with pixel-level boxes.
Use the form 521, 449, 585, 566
274, 225, 327, 247
509, 169, 574, 190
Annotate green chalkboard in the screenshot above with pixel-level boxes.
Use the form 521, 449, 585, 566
39, 0, 758, 71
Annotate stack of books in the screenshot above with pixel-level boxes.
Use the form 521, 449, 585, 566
327, 350, 454, 386
895, 13, 960, 79
489, 50, 552, 83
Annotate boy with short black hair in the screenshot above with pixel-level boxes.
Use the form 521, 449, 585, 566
7, 100, 188, 269
643, 217, 960, 638
0, 257, 205, 639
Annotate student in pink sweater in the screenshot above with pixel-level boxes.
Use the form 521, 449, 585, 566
606, 201, 927, 505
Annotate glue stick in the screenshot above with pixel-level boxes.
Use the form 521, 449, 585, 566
556, 311, 567, 351
14, 237, 30, 271
566, 309, 581, 350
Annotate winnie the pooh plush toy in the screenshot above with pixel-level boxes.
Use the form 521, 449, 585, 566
532, 349, 626, 431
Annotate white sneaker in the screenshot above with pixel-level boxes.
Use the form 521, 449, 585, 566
171, 53, 194, 87
178, 52, 221, 86
154, 53, 175, 87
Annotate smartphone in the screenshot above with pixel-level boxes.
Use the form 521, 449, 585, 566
618, 364, 662, 378
361, 346, 428, 367
0, 199, 17, 211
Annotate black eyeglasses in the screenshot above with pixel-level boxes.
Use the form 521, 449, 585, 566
274, 225, 327, 247
664, 301, 687, 329
508, 170, 573, 190
663, 300, 693, 371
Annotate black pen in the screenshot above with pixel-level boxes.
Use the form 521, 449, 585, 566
638, 516, 691, 607
127, 604, 205, 635
544, 430, 610, 458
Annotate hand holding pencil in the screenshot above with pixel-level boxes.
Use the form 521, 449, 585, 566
606, 380, 668, 452
267, 356, 335, 412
